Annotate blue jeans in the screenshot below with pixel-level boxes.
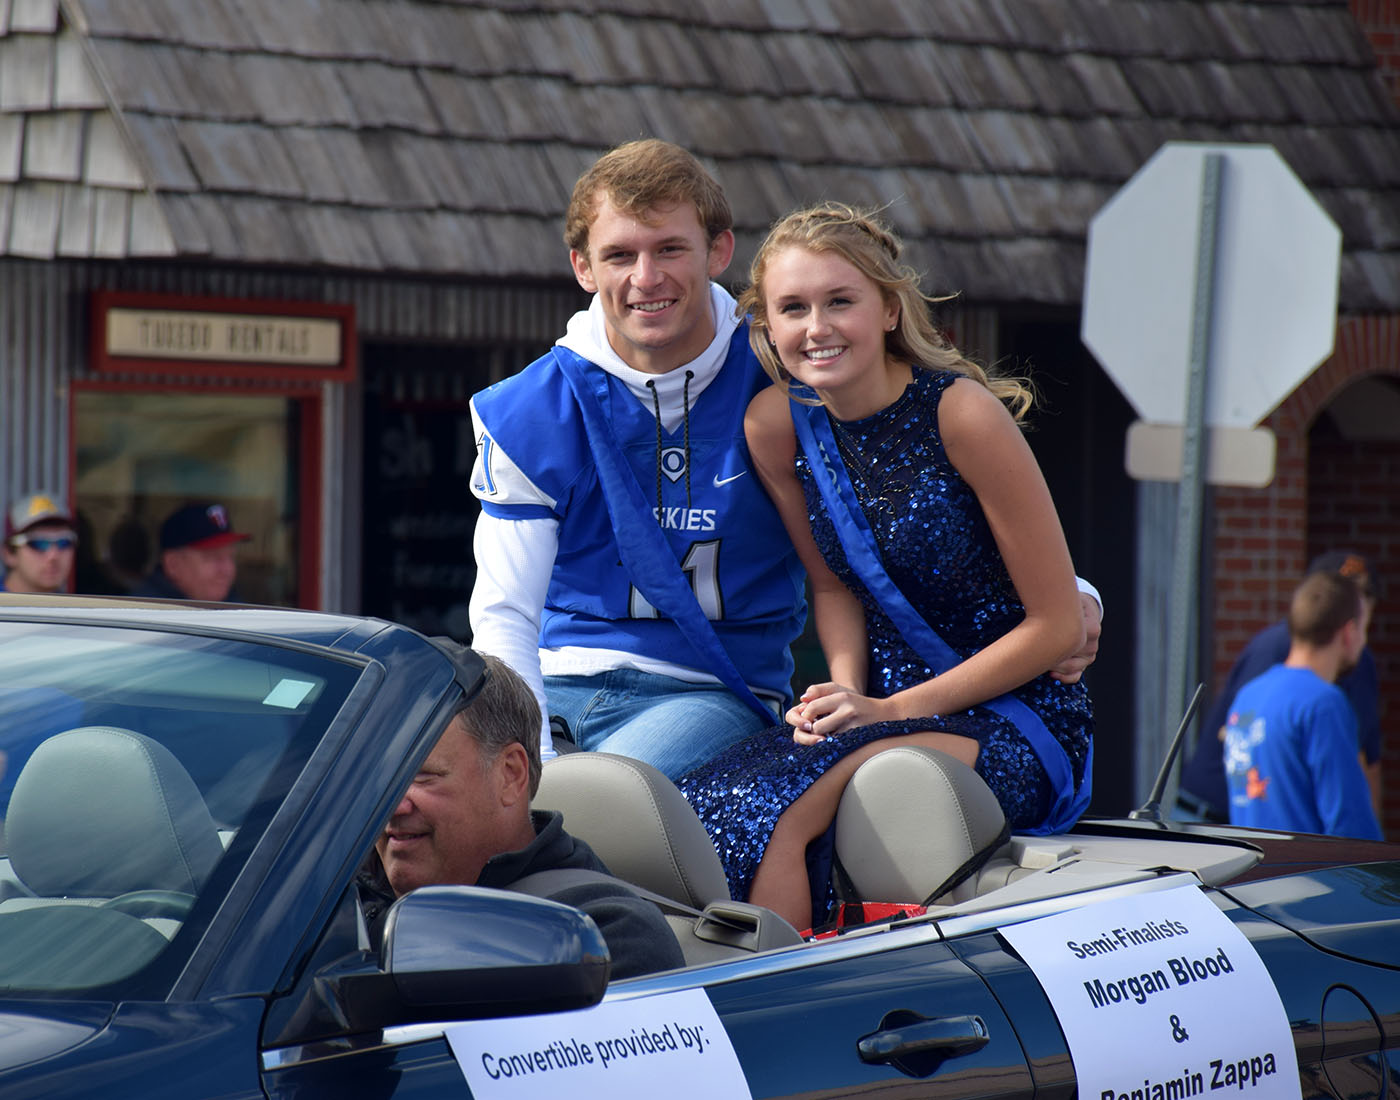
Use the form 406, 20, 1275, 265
544, 670, 774, 780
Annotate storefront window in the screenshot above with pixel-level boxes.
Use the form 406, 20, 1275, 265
74, 391, 300, 606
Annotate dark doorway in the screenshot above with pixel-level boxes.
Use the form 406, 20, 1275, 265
360, 342, 529, 641
1001, 316, 1139, 816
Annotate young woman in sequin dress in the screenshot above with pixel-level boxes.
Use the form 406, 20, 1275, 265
676, 204, 1093, 930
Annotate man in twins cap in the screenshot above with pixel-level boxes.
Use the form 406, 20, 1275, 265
131, 502, 251, 602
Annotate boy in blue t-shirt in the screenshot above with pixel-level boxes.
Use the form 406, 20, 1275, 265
1224, 571, 1382, 840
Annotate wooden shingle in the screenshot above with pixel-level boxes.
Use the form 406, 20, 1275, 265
123, 112, 200, 191
82, 112, 142, 188
154, 0, 259, 51
87, 41, 183, 115
0, 34, 54, 111
56, 181, 93, 255
168, 46, 257, 122
0, 112, 21, 180
693, 30, 787, 97
9, 0, 56, 35
297, 203, 385, 269
0, 0, 1393, 309
52, 31, 103, 108
160, 193, 235, 256
22, 108, 81, 179
128, 191, 176, 255
337, 60, 440, 133
90, 186, 129, 257
761, 32, 861, 98
838, 38, 953, 107
9, 179, 59, 256
176, 120, 304, 197
239, 54, 357, 127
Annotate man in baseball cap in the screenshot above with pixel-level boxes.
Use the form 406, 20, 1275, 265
131, 502, 251, 602
1, 492, 77, 594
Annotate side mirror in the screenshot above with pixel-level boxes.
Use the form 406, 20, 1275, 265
328, 886, 610, 1032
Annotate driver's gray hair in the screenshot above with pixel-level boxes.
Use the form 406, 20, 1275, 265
454, 650, 543, 797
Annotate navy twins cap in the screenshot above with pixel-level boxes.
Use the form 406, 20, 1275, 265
160, 503, 252, 551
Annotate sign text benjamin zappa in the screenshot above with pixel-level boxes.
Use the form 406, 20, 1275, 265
1061, 914, 1281, 1100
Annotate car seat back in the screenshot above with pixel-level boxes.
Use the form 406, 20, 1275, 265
834, 746, 1008, 907
6, 725, 223, 899
535, 752, 803, 964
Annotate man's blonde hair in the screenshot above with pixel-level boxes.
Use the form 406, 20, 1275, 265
564, 139, 732, 258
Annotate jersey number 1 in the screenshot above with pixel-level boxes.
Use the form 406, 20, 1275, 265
629, 540, 724, 620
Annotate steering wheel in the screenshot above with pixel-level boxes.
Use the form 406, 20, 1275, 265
99, 889, 196, 920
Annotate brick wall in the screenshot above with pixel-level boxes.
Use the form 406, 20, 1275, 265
1208, 316, 1400, 834
1350, 0, 1400, 102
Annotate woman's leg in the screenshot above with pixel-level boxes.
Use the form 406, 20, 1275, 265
748, 731, 978, 930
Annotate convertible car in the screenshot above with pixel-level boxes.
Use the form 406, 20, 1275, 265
0, 593, 1396, 1100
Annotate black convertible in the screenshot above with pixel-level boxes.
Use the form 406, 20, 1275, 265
0, 593, 1395, 1100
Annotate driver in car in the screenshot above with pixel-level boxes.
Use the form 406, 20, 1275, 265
360, 647, 684, 980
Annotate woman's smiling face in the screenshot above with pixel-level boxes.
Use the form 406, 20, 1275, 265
762, 246, 900, 415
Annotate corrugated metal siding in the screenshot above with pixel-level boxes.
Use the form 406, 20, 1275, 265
0, 260, 68, 500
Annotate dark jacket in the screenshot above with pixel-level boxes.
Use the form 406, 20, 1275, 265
130, 569, 189, 600
129, 567, 244, 602
361, 810, 683, 981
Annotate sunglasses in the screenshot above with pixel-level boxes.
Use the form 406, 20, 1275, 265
11, 534, 76, 553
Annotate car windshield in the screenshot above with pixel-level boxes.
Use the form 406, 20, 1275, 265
0, 620, 361, 997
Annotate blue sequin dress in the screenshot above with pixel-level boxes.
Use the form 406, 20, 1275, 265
676, 369, 1092, 903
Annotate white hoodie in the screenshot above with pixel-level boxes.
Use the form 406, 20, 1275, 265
468, 286, 744, 757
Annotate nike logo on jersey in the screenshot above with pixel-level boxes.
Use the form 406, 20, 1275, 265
713, 471, 747, 487
653, 507, 718, 532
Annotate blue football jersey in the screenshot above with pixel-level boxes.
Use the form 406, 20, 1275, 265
471, 326, 806, 704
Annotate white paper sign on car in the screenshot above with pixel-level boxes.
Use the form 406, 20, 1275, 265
443, 986, 753, 1100
998, 884, 1300, 1100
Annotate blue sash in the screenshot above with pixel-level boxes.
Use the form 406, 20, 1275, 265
789, 396, 1090, 834
551, 349, 774, 723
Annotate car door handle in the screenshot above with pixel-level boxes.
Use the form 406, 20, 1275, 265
858, 1011, 989, 1077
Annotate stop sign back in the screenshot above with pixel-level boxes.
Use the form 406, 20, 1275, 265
1082, 143, 1341, 428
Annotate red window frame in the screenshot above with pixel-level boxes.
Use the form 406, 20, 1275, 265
78, 291, 355, 610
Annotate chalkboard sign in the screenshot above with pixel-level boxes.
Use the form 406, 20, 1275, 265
361, 345, 501, 641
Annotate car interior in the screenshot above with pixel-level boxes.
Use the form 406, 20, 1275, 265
535, 747, 1266, 967
0, 628, 349, 992
0, 619, 1268, 992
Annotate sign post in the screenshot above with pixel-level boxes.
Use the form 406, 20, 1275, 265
1082, 142, 1342, 800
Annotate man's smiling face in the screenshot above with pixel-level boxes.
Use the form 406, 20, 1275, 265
376, 715, 503, 896
570, 196, 735, 376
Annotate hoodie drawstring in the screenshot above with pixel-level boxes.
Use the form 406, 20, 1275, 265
682, 370, 694, 510
645, 379, 664, 522
645, 371, 697, 524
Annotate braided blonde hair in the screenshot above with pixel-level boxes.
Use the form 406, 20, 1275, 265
738, 203, 1033, 421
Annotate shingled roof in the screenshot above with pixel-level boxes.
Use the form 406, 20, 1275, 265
1, 0, 1397, 309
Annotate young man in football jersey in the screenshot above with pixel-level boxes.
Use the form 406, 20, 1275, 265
469, 139, 1101, 779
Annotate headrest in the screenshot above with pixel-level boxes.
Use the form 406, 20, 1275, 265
535, 752, 730, 909
8, 726, 223, 897
834, 746, 1008, 905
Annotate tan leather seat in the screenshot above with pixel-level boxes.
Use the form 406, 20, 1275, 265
834, 746, 1008, 907
536, 752, 803, 964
